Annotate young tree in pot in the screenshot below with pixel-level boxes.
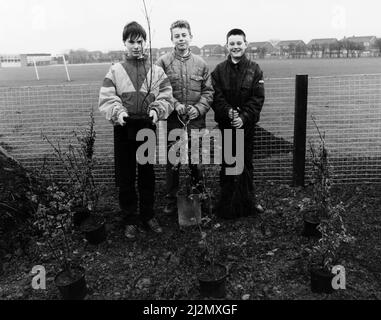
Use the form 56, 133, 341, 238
42, 110, 106, 244
173, 120, 204, 228
177, 125, 222, 227
196, 216, 228, 299
29, 182, 88, 300
301, 116, 331, 238
307, 202, 355, 294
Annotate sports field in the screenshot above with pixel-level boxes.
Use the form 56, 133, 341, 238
1, 57, 381, 87
1, 57, 381, 184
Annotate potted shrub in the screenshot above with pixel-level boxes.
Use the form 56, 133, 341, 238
42, 110, 106, 244
307, 202, 355, 294
172, 116, 204, 228
29, 182, 88, 300
196, 216, 228, 299
302, 117, 331, 238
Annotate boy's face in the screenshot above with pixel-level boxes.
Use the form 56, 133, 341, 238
171, 27, 192, 52
226, 34, 247, 59
124, 36, 146, 57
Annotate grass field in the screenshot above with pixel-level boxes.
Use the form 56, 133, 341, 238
2, 57, 381, 87
1, 57, 381, 184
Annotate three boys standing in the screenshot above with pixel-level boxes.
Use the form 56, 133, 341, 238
98, 20, 265, 239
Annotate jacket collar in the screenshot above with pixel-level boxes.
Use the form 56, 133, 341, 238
227, 54, 248, 68
124, 53, 149, 62
174, 48, 192, 61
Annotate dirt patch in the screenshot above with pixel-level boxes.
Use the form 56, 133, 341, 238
0, 181, 380, 300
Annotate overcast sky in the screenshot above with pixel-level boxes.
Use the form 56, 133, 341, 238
1, 0, 380, 54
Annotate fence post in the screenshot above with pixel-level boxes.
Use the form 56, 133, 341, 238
292, 74, 308, 187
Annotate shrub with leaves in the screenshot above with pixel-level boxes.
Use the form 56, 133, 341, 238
309, 202, 355, 270
307, 116, 333, 220
196, 218, 221, 277
29, 181, 78, 272
42, 109, 100, 212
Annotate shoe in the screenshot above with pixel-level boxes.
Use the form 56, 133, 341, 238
163, 203, 177, 215
124, 224, 138, 239
144, 218, 163, 234
254, 204, 265, 214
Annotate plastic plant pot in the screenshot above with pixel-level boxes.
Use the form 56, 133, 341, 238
72, 207, 90, 228
80, 215, 106, 245
302, 217, 322, 238
310, 267, 334, 294
54, 266, 87, 300
302, 209, 322, 238
198, 264, 228, 299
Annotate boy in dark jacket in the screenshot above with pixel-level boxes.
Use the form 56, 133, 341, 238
99, 22, 173, 239
156, 20, 214, 215
211, 28, 265, 219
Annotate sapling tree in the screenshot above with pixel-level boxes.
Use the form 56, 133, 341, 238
41, 109, 99, 212
27, 173, 77, 275
305, 116, 355, 270
309, 202, 355, 270
307, 115, 332, 221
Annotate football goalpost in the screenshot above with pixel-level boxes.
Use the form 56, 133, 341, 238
60, 54, 71, 82
32, 55, 71, 82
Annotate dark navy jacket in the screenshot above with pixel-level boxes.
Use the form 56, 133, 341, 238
211, 54, 265, 131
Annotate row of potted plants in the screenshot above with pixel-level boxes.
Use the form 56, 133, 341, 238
178, 116, 355, 297
26, 111, 354, 299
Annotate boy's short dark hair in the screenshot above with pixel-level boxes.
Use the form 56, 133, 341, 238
170, 20, 192, 38
123, 21, 147, 42
226, 28, 246, 43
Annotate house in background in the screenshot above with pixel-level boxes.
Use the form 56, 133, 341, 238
307, 38, 339, 58
343, 36, 377, 57
20, 53, 52, 66
276, 40, 307, 58
147, 48, 160, 62
159, 47, 173, 56
0, 53, 52, 67
247, 41, 275, 59
190, 46, 201, 55
201, 44, 225, 57
0, 54, 21, 67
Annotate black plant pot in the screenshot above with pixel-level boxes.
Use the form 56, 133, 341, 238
310, 267, 334, 294
302, 217, 322, 238
72, 207, 90, 228
80, 215, 106, 245
54, 266, 87, 300
198, 264, 228, 298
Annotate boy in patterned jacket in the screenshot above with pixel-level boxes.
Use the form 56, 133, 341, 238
99, 21, 173, 239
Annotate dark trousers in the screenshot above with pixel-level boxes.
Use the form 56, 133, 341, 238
165, 140, 203, 204
217, 129, 256, 219
114, 125, 155, 224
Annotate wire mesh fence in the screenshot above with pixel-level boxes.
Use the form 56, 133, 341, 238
307, 74, 381, 184
0, 74, 380, 186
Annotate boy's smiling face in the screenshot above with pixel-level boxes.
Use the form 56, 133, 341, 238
171, 27, 192, 52
227, 34, 247, 60
125, 36, 146, 58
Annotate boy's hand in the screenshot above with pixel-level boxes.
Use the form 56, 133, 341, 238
149, 110, 158, 124
175, 104, 187, 115
228, 108, 239, 120
187, 105, 199, 120
117, 111, 128, 126
231, 116, 243, 128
